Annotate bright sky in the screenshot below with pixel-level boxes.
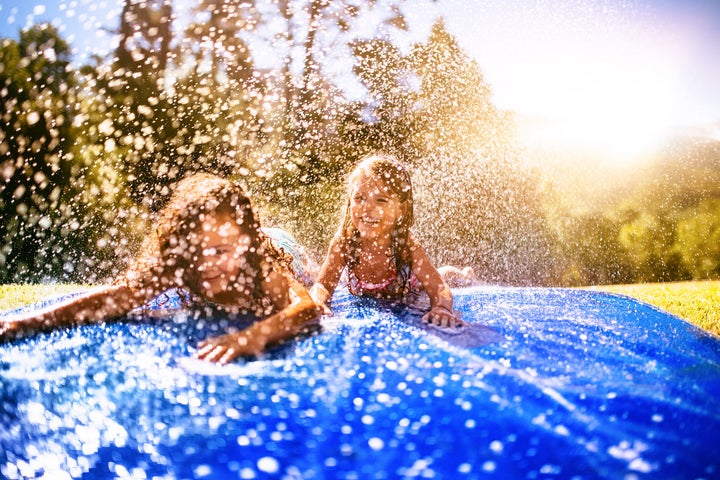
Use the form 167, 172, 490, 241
433, 0, 720, 162
1, 0, 719, 162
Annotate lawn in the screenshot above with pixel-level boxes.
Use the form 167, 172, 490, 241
2, 281, 719, 338
0, 284, 90, 313
589, 280, 720, 338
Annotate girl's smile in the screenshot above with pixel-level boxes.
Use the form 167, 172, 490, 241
197, 213, 252, 302
350, 177, 403, 241
360, 216, 380, 226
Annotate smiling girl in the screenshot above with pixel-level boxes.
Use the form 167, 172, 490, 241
0, 173, 320, 364
310, 154, 475, 328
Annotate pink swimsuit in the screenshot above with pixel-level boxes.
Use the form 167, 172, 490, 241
347, 265, 420, 300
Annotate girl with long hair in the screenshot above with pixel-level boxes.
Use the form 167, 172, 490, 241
310, 154, 474, 328
1, 173, 320, 364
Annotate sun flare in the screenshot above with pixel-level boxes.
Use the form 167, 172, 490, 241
515, 55, 679, 163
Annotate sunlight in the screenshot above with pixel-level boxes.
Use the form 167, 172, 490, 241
437, 0, 716, 166
513, 38, 679, 164
523, 82, 675, 163
554, 111, 671, 162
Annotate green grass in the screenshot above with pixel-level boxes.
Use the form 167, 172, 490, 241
2, 281, 718, 338
0, 284, 89, 313
589, 280, 720, 338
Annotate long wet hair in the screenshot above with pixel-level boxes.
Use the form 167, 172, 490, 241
121, 173, 291, 307
337, 154, 415, 280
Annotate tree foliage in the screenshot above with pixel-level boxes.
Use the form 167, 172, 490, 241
0, 26, 74, 281
2, 3, 719, 287
555, 139, 720, 286
346, 19, 558, 284
673, 198, 720, 279
0, 24, 125, 281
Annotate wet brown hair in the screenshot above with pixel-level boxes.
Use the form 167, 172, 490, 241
338, 154, 415, 280
121, 173, 291, 308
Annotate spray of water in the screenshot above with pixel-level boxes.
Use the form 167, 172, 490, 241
1, 0, 718, 287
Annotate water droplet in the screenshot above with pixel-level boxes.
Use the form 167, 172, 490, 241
256, 457, 279, 474
368, 437, 384, 450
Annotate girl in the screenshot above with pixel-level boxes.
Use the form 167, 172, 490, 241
310, 154, 474, 329
0, 173, 321, 364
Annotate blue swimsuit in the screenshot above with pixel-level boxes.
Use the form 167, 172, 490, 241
262, 227, 313, 285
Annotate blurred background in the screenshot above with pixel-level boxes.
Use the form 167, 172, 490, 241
0, 0, 718, 286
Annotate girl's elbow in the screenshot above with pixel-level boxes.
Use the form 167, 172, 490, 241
297, 300, 322, 327
288, 297, 322, 323
303, 301, 323, 323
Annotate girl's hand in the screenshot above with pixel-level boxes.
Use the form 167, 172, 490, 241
0, 322, 18, 343
194, 332, 264, 365
422, 306, 465, 329
0, 319, 37, 344
309, 283, 332, 315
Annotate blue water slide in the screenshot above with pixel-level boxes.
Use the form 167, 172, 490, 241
1, 287, 719, 479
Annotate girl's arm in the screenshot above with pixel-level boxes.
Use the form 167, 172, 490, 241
0, 285, 153, 343
195, 269, 321, 364
309, 235, 346, 312
410, 237, 465, 328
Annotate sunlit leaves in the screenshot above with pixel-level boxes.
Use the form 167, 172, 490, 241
2, 1, 717, 287
0, 24, 81, 281
674, 199, 720, 279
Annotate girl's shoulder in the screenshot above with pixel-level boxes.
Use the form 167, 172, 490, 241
407, 234, 424, 255
323, 233, 350, 262
262, 227, 321, 285
328, 232, 347, 248
262, 227, 302, 266
260, 266, 294, 310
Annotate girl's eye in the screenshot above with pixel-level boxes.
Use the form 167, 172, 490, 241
203, 247, 231, 257
376, 197, 389, 203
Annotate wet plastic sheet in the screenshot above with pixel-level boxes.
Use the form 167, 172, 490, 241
1, 287, 719, 479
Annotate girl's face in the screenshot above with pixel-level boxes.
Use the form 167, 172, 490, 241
349, 173, 404, 242
196, 212, 252, 301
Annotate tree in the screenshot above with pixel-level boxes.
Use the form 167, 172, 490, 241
93, 0, 262, 211
183, 0, 257, 84
104, 0, 177, 209
673, 198, 720, 279
557, 214, 635, 286
347, 19, 558, 284
265, 0, 426, 181
609, 138, 720, 282
0, 25, 105, 281
347, 38, 416, 158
